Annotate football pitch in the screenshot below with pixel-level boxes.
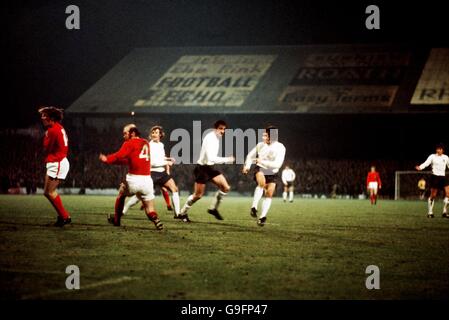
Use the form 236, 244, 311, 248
0, 195, 448, 300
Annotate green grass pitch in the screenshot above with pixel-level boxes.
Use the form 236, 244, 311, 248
0, 194, 448, 300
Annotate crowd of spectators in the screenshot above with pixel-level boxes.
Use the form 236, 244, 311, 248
0, 125, 419, 199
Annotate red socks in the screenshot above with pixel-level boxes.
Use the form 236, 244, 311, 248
114, 195, 125, 225
162, 190, 171, 207
49, 195, 70, 219
146, 211, 158, 221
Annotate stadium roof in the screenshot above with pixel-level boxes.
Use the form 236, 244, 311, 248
67, 45, 449, 115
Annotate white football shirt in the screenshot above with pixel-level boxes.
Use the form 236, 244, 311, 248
150, 140, 167, 173
244, 141, 286, 175
197, 130, 234, 166
419, 153, 449, 176
282, 168, 296, 184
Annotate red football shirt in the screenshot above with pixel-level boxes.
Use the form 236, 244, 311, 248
366, 171, 382, 188
106, 137, 151, 175
43, 122, 69, 163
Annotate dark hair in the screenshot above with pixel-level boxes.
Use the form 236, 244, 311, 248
265, 125, 278, 141
128, 126, 141, 137
38, 106, 64, 122
214, 120, 227, 129
436, 143, 445, 150
150, 125, 165, 139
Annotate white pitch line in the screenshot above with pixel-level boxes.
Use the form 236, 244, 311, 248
0, 269, 62, 275
21, 276, 141, 300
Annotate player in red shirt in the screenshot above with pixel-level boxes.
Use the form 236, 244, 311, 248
366, 166, 382, 205
38, 107, 71, 227
99, 124, 163, 230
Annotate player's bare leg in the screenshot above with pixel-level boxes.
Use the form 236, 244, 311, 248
427, 188, 438, 218
368, 188, 377, 205
163, 179, 181, 217
251, 172, 266, 217
208, 174, 231, 220
179, 182, 206, 222
283, 185, 288, 202
258, 182, 276, 226
142, 198, 163, 230
442, 186, 449, 218
44, 175, 71, 226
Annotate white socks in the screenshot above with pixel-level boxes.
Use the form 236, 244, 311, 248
252, 186, 264, 209
210, 190, 227, 210
444, 197, 449, 214
181, 194, 197, 214
123, 195, 139, 214
260, 198, 272, 219
428, 197, 434, 215
172, 192, 180, 215
283, 191, 294, 202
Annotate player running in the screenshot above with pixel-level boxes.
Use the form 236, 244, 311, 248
243, 125, 286, 226
366, 166, 382, 205
281, 165, 296, 203
99, 124, 163, 230
122, 126, 181, 219
179, 120, 235, 222
39, 107, 72, 227
415, 143, 449, 218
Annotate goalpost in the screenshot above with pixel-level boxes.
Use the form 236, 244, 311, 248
394, 171, 434, 200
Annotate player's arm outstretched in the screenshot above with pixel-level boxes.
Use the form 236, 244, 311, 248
99, 143, 133, 164
242, 144, 258, 174
416, 155, 433, 171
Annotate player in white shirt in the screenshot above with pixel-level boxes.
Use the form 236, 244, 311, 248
123, 126, 181, 218
179, 120, 235, 222
243, 126, 286, 226
282, 165, 296, 203
415, 143, 449, 218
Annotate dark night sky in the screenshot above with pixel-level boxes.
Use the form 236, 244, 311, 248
3, 0, 449, 127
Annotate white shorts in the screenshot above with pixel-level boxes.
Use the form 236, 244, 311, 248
46, 158, 70, 180
368, 182, 378, 190
125, 174, 155, 201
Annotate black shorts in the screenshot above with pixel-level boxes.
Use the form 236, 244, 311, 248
151, 171, 172, 187
194, 165, 222, 184
284, 181, 294, 188
254, 166, 278, 184
429, 175, 449, 190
